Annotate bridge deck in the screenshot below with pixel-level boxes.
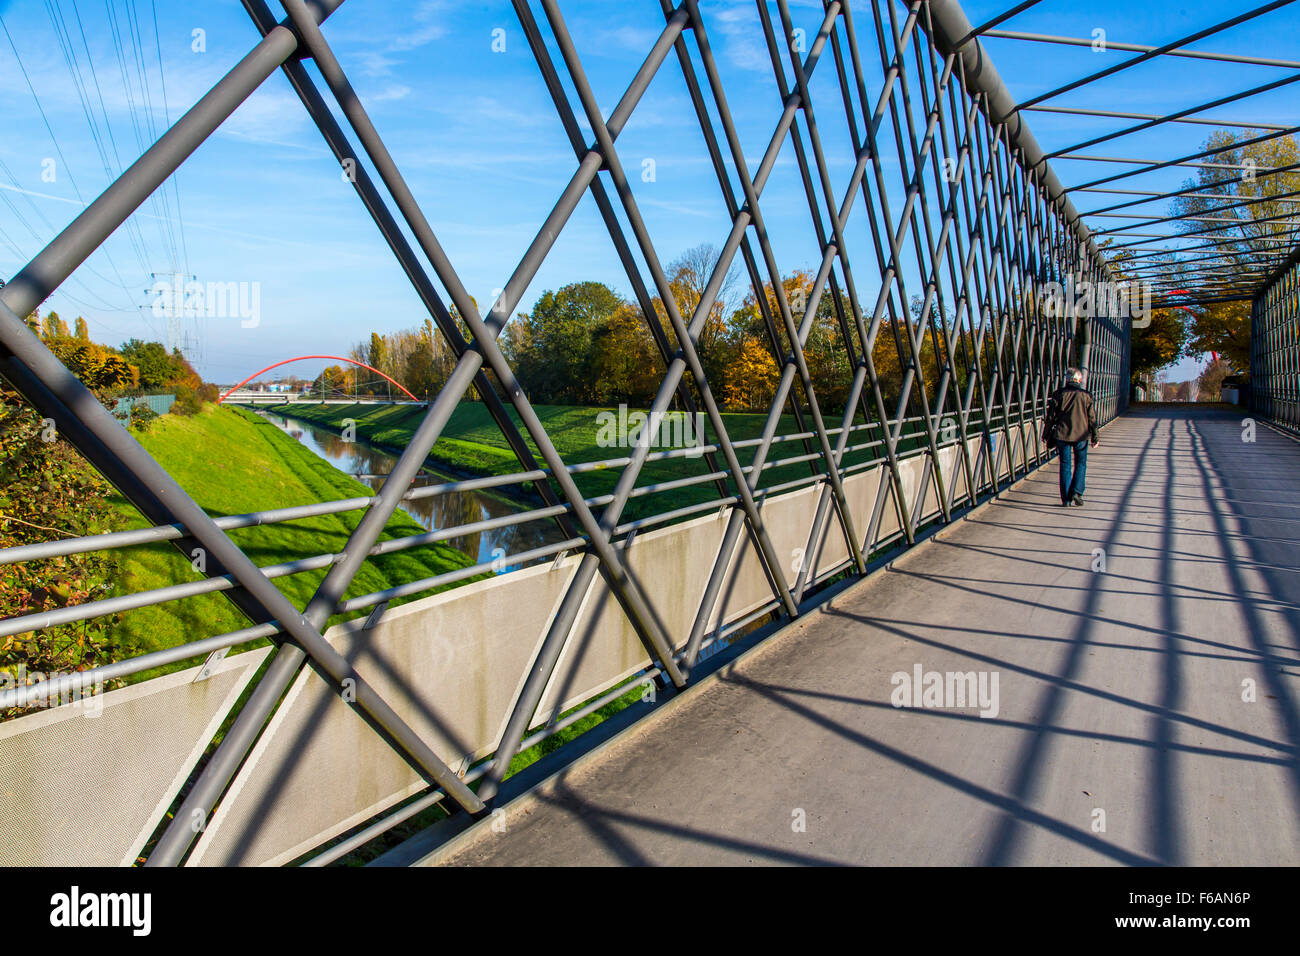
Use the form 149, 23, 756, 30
435, 407, 1300, 866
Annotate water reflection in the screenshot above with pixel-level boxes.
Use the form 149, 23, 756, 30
262, 412, 566, 572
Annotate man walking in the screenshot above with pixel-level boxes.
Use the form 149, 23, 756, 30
1043, 367, 1099, 507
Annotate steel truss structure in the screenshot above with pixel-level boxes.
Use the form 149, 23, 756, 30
1252, 244, 1300, 430
24, 0, 1287, 866
978, 2, 1300, 314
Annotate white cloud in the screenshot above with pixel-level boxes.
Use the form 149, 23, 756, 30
343, 0, 451, 76
709, 4, 772, 74
594, 24, 661, 53
368, 83, 412, 103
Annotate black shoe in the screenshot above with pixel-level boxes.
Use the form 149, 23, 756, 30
1070, 495, 1084, 507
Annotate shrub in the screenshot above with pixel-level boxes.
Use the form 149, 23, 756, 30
196, 382, 220, 404
128, 402, 159, 433
44, 336, 139, 392
0, 389, 123, 718
171, 385, 202, 417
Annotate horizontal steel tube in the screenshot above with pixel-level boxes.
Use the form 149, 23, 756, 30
0, 623, 280, 710
0, 553, 336, 639
337, 537, 586, 612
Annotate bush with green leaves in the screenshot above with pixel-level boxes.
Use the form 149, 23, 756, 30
128, 402, 159, 433
0, 388, 123, 718
171, 385, 203, 417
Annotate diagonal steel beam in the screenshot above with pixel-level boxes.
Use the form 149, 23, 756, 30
666, 0, 879, 666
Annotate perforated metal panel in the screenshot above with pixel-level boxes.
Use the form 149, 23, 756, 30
713, 483, 820, 630
809, 466, 885, 580
0, 648, 268, 866
187, 562, 578, 867
536, 510, 727, 724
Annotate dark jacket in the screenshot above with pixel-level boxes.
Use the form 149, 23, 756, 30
1045, 383, 1097, 444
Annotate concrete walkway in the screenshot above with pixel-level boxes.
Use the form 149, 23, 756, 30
437, 407, 1300, 866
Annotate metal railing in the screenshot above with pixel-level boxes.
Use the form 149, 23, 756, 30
0, 0, 1135, 866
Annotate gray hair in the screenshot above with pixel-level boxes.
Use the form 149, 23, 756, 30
1066, 367, 1084, 383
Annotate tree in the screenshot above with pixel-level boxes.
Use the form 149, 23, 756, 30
402, 321, 438, 400
40, 311, 69, 339
368, 332, 389, 378
1129, 308, 1188, 380
119, 339, 172, 388
723, 336, 779, 411
589, 300, 663, 406
74, 316, 89, 342
803, 287, 853, 414
726, 270, 830, 414
118, 339, 199, 390
510, 282, 623, 404
1163, 129, 1299, 373
312, 365, 350, 398
667, 243, 740, 396
1171, 129, 1300, 250
1197, 357, 1232, 401
1186, 299, 1251, 372
347, 341, 371, 395
429, 312, 466, 398
47, 339, 138, 392
906, 294, 957, 411
352, 316, 468, 402
166, 348, 201, 390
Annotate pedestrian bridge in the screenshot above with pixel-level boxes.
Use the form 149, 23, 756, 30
0, 0, 1297, 867
408, 406, 1300, 866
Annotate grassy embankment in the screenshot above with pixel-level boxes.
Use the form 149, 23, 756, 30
261, 400, 885, 525
106, 404, 479, 674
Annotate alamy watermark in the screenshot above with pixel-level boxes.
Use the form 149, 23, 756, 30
150, 275, 261, 328
1, 665, 104, 716
595, 405, 707, 457
1036, 274, 1152, 329
891, 663, 1000, 718
49, 886, 150, 936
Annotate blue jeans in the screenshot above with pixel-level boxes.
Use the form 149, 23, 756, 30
1057, 438, 1088, 503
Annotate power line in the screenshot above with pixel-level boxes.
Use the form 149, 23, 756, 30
0, 10, 143, 315
105, 0, 180, 272
0, 157, 146, 316
150, 0, 188, 275
51, 0, 155, 275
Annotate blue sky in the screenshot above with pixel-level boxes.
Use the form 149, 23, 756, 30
1, 0, 1296, 385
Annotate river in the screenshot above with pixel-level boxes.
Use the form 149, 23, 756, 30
260, 411, 567, 572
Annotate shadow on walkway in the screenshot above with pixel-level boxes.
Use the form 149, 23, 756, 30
435, 406, 1300, 866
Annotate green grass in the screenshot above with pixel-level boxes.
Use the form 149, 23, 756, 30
260, 400, 887, 526
105, 404, 479, 674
